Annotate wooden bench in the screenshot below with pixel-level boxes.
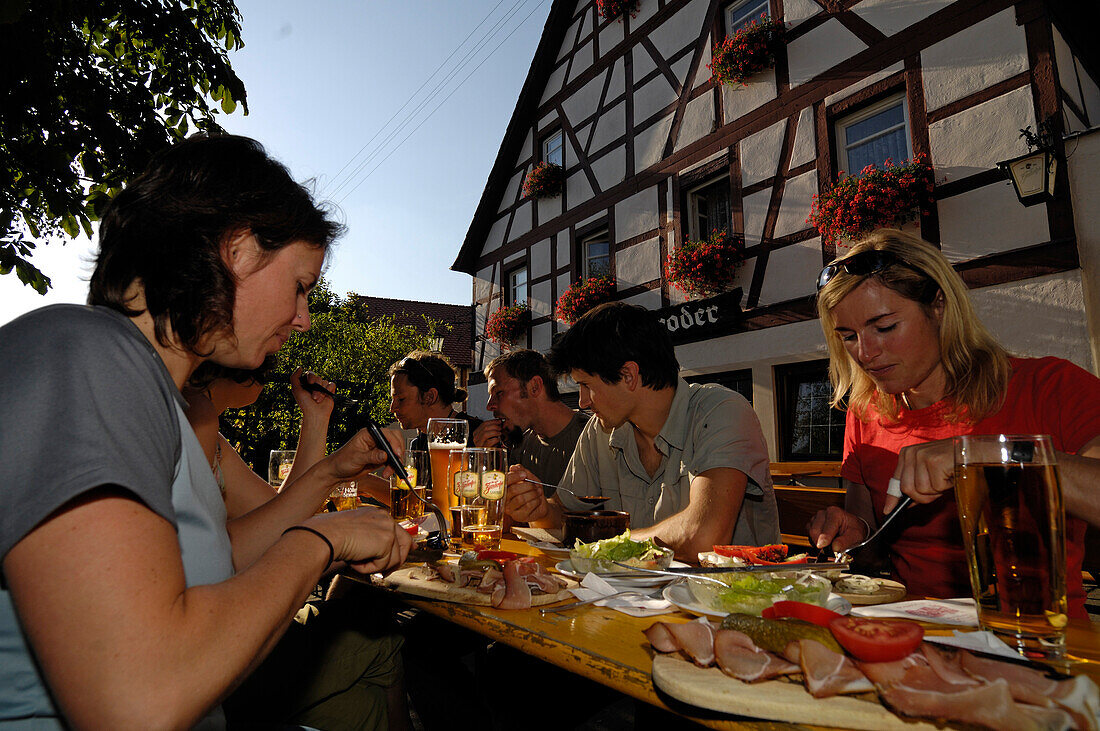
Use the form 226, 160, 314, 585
770, 462, 844, 547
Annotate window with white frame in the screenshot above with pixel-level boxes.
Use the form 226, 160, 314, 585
686, 177, 732, 242
542, 130, 564, 167
725, 0, 769, 34
580, 230, 610, 279
506, 265, 528, 306
834, 94, 911, 175
776, 360, 845, 461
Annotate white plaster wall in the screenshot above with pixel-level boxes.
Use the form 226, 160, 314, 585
539, 111, 557, 130
928, 86, 1036, 184
937, 182, 1049, 262
757, 237, 822, 306
921, 9, 1028, 112
789, 107, 816, 169
531, 279, 553, 319
541, 63, 568, 105
590, 101, 626, 153
676, 93, 715, 152
615, 187, 660, 242
485, 215, 508, 253
633, 43, 657, 80
591, 146, 627, 191
530, 238, 551, 279
556, 272, 571, 301
740, 119, 786, 187
773, 170, 817, 238
650, 0, 708, 59
467, 383, 491, 421
787, 19, 867, 87
556, 237, 571, 271
503, 249, 525, 266
721, 68, 777, 122
693, 38, 713, 90
783, 0, 822, 29
569, 40, 594, 82
742, 188, 770, 243
672, 55, 693, 89
635, 115, 674, 170
616, 237, 662, 288
622, 288, 663, 310
531, 321, 553, 353
559, 15, 583, 61
599, 18, 625, 59
633, 0, 658, 25
634, 73, 679, 123
972, 272, 1093, 371
498, 171, 523, 214
1067, 128, 1100, 371
508, 200, 532, 241
567, 168, 594, 206
823, 62, 904, 107
563, 72, 605, 126
537, 193, 563, 223
474, 265, 496, 302
1052, 28, 1084, 115
851, 0, 953, 37
607, 58, 625, 100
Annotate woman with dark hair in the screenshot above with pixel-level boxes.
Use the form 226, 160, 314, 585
808, 229, 1100, 616
388, 350, 482, 451
0, 135, 411, 728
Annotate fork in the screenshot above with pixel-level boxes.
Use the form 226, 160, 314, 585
539, 586, 665, 615
833, 495, 912, 564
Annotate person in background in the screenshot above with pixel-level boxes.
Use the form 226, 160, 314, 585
388, 350, 482, 452
0, 134, 411, 729
503, 302, 779, 559
807, 229, 1100, 616
472, 349, 588, 495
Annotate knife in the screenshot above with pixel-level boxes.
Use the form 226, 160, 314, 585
607, 560, 844, 578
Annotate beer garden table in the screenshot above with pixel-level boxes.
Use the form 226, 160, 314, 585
345, 536, 1100, 730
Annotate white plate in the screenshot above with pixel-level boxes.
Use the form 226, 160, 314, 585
663, 583, 852, 618
554, 559, 690, 588
526, 540, 572, 558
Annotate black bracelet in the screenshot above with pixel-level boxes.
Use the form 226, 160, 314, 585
282, 525, 334, 571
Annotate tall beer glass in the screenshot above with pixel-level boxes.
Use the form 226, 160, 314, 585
451, 447, 507, 550
268, 450, 296, 489
426, 418, 468, 516
954, 434, 1067, 661
390, 450, 429, 521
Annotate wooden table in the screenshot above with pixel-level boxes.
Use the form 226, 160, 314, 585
347, 538, 1100, 730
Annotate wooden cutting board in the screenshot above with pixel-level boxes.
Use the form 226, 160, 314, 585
652, 654, 938, 731
379, 564, 576, 607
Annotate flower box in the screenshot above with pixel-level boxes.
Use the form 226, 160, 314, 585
708, 15, 785, 87
597, 0, 639, 21
807, 155, 936, 246
523, 162, 564, 199
665, 230, 745, 299
555, 276, 616, 325
485, 303, 531, 347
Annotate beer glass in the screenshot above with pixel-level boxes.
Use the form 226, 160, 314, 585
268, 450, 296, 488
426, 418, 468, 515
330, 481, 359, 512
450, 447, 507, 550
390, 450, 429, 521
954, 434, 1067, 660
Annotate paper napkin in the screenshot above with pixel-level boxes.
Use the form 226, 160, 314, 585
851, 597, 979, 626
569, 572, 674, 617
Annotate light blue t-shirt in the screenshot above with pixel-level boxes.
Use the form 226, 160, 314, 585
0, 305, 233, 728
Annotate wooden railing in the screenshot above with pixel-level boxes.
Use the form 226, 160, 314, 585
770, 461, 843, 547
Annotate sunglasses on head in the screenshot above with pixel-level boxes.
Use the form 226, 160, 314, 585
817, 249, 908, 290
398, 356, 438, 384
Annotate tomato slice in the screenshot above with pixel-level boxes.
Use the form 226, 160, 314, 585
476, 550, 519, 562
764, 601, 844, 627
828, 616, 924, 662
712, 544, 797, 564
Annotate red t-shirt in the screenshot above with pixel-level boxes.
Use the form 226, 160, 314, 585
842, 357, 1100, 617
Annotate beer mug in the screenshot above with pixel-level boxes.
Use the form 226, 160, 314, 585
425, 418, 468, 515
449, 447, 507, 550
954, 434, 1067, 660
330, 481, 359, 512
390, 450, 429, 521
268, 450, 296, 488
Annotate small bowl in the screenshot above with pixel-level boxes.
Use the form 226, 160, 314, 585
562, 510, 630, 547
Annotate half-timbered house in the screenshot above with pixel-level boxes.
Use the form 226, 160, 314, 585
452, 0, 1100, 477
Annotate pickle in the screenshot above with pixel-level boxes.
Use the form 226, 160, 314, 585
720, 613, 842, 654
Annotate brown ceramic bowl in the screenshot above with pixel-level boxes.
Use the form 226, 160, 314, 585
562, 510, 630, 547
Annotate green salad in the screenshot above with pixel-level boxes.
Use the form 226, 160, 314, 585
687, 571, 830, 616
569, 531, 673, 573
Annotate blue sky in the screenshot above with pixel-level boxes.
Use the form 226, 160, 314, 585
0, 0, 551, 325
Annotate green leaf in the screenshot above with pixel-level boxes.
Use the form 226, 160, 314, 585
220, 94, 236, 114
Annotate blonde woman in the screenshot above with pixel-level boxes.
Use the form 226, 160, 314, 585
808, 229, 1100, 616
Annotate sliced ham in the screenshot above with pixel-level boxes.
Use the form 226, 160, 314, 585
525, 567, 566, 594
793, 639, 874, 697
714, 630, 799, 682
920, 643, 982, 688
492, 560, 533, 609
431, 563, 457, 583
476, 567, 503, 593
644, 622, 680, 654
644, 621, 716, 666
959, 651, 1099, 730
879, 677, 1072, 731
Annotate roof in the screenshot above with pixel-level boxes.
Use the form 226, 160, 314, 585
452, 0, 574, 275
353, 295, 475, 368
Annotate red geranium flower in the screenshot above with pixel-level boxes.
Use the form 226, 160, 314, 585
708, 14, 785, 87
522, 162, 564, 199
485, 304, 531, 347
664, 229, 745, 299
597, 0, 639, 21
555, 276, 616, 325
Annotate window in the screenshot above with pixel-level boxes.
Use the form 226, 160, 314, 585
835, 94, 911, 175
685, 369, 752, 405
776, 360, 844, 461
542, 130, 563, 167
580, 230, 610, 279
725, 0, 769, 34
506, 265, 528, 306
686, 177, 732, 242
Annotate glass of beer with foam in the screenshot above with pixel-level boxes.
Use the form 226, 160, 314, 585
954, 434, 1067, 661
425, 418, 468, 517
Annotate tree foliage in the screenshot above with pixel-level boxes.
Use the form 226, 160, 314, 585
220, 279, 450, 472
0, 0, 247, 292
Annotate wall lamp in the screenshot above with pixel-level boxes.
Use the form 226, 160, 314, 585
997, 121, 1058, 207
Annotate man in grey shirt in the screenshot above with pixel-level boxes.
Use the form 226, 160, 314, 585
504, 303, 779, 559
472, 349, 589, 492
